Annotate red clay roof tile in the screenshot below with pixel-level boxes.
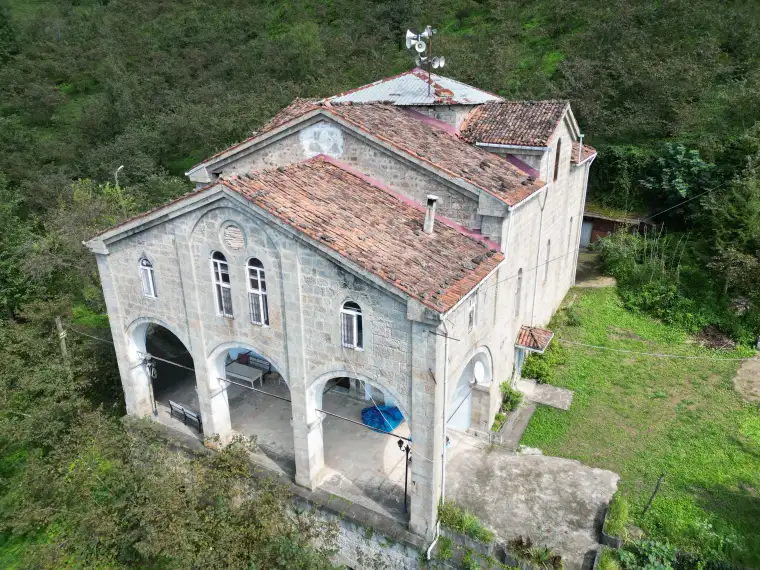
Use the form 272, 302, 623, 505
571, 142, 597, 164
460, 101, 569, 147
221, 156, 503, 312
515, 325, 554, 352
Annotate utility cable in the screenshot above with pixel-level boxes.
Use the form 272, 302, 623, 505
557, 339, 760, 361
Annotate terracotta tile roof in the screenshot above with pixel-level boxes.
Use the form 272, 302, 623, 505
192, 101, 545, 207
460, 101, 569, 147
258, 98, 320, 134
515, 325, 554, 353
218, 156, 501, 312
571, 142, 597, 164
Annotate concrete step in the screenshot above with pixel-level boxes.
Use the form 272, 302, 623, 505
501, 402, 537, 451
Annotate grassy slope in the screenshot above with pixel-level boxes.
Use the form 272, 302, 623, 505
520, 288, 760, 566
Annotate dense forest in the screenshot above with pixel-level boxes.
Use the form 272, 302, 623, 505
1, 0, 760, 567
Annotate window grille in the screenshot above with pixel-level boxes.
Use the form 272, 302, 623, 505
212, 251, 233, 317
247, 258, 269, 325
139, 258, 157, 298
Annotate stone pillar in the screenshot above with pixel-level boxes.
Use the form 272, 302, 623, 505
408, 320, 443, 539
279, 243, 325, 490
198, 355, 233, 445
94, 252, 154, 417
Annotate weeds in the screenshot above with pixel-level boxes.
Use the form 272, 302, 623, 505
438, 502, 494, 544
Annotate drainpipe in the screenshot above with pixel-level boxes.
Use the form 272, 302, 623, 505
426, 319, 450, 561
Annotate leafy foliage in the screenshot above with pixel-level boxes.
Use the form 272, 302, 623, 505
438, 502, 494, 544
521, 341, 569, 384
500, 382, 523, 412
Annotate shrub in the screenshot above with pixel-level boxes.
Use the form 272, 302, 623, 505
605, 493, 629, 539
599, 548, 621, 570
508, 537, 564, 569
619, 539, 676, 570
491, 412, 507, 432
521, 342, 568, 384
436, 536, 453, 561
438, 502, 494, 544
500, 382, 523, 411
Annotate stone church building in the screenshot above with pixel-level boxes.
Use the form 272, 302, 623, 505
85, 68, 596, 541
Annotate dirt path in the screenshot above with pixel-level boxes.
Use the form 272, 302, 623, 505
734, 353, 760, 403
575, 251, 616, 288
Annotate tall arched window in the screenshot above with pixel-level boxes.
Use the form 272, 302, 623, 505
211, 251, 233, 317
515, 268, 523, 318
545, 239, 552, 282
340, 301, 363, 350
247, 258, 269, 326
553, 138, 562, 182
139, 258, 157, 298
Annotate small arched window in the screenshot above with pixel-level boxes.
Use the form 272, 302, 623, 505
139, 258, 157, 298
211, 251, 233, 317
515, 268, 523, 318
553, 138, 562, 182
340, 301, 363, 350
545, 239, 552, 282
247, 258, 269, 326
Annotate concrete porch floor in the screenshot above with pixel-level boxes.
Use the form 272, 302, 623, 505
445, 431, 619, 570
153, 373, 411, 522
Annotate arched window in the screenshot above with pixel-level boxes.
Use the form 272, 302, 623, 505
340, 301, 363, 350
139, 258, 157, 298
515, 268, 523, 318
553, 138, 562, 182
545, 239, 552, 282
211, 251, 233, 317
247, 258, 269, 326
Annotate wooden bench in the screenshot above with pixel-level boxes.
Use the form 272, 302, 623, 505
168, 400, 203, 434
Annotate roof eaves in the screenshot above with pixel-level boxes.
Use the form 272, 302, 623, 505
186, 107, 326, 175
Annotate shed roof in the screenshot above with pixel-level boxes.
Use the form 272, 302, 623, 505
327, 68, 502, 106
460, 101, 570, 147
515, 325, 555, 353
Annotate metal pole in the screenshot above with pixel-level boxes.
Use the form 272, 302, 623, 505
404, 444, 410, 513
55, 317, 72, 379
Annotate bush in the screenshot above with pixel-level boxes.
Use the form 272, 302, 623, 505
491, 412, 507, 432
521, 342, 568, 384
605, 493, 629, 539
500, 382, 523, 411
600, 548, 621, 570
619, 539, 676, 570
438, 502, 494, 544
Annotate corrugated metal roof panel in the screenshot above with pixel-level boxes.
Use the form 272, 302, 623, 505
329, 69, 502, 106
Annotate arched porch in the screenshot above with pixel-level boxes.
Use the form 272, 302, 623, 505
307, 370, 412, 521
206, 342, 296, 477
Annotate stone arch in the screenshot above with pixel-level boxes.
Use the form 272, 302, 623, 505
189, 202, 283, 257
206, 340, 289, 388
448, 344, 494, 432
125, 316, 192, 360
307, 367, 410, 422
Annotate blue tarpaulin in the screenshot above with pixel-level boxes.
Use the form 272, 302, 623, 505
361, 405, 404, 433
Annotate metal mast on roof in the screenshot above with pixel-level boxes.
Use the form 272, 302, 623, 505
405, 26, 445, 97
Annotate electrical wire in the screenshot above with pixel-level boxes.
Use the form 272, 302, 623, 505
66, 326, 115, 345
557, 339, 760, 361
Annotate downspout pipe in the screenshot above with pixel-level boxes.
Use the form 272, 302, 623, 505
426, 319, 450, 561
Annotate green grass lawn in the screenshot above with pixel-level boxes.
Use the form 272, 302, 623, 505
520, 288, 760, 567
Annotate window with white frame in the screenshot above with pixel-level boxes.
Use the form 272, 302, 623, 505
211, 251, 233, 317
139, 258, 157, 298
247, 258, 269, 326
467, 294, 478, 332
340, 301, 363, 350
